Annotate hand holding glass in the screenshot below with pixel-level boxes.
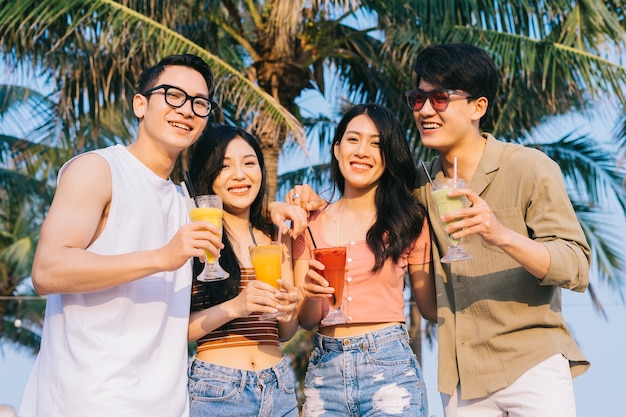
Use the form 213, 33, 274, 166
313, 247, 348, 326
189, 195, 229, 281
249, 242, 283, 320
431, 178, 472, 262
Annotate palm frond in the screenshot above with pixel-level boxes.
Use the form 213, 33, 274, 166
0, 0, 305, 146
533, 132, 626, 213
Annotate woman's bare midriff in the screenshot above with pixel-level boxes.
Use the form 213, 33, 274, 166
195, 344, 283, 371
318, 321, 402, 338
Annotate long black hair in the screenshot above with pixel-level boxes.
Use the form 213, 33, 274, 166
329, 103, 427, 272
188, 125, 274, 308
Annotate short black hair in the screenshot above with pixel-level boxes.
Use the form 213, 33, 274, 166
413, 43, 498, 125
137, 54, 215, 98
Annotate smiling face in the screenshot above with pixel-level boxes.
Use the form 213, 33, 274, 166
211, 137, 263, 217
333, 114, 385, 194
412, 80, 486, 155
133, 65, 210, 156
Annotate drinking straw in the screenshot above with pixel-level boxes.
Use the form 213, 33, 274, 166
307, 226, 317, 249
420, 160, 434, 187
184, 171, 198, 200
180, 181, 196, 211
248, 225, 257, 245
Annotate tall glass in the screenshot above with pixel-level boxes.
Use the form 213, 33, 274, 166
189, 195, 229, 281
431, 178, 472, 262
249, 241, 282, 320
313, 246, 347, 326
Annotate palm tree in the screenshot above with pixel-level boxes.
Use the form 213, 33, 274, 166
1, 0, 626, 396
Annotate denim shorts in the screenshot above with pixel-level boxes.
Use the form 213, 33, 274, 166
188, 355, 299, 417
302, 324, 428, 417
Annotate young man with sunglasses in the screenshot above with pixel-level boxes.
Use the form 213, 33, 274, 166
409, 43, 590, 417
19, 54, 222, 417
288, 43, 591, 417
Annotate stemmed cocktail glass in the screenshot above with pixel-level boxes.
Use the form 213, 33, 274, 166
313, 246, 348, 326
249, 241, 283, 320
189, 195, 230, 281
431, 178, 472, 263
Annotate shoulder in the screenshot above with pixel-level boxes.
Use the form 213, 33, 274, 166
59, 151, 110, 182
488, 136, 559, 175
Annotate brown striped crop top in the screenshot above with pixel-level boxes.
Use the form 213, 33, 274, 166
191, 267, 280, 352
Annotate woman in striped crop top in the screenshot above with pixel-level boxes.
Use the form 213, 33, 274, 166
292, 104, 437, 417
186, 125, 301, 417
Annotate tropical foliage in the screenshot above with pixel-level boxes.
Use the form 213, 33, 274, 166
1, 0, 625, 383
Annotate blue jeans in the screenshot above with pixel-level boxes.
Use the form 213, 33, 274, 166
188, 355, 299, 417
302, 324, 428, 417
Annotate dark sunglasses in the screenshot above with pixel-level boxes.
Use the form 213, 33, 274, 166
404, 88, 474, 112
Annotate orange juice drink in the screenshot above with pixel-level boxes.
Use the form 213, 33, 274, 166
249, 242, 282, 288
189, 207, 223, 263
313, 247, 347, 308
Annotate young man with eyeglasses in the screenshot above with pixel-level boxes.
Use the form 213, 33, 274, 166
409, 43, 590, 417
19, 54, 222, 417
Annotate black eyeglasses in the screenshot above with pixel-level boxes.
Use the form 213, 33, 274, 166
141, 84, 217, 117
404, 88, 474, 112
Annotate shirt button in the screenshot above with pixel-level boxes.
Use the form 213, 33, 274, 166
347, 257, 353, 263
347, 316, 353, 322
350, 241, 356, 245
346, 277, 352, 282
347, 296, 353, 302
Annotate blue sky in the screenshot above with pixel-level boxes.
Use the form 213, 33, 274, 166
2, 40, 625, 416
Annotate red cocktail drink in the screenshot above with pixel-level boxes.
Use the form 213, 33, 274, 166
313, 247, 346, 308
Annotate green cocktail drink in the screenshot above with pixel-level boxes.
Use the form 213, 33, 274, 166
431, 178, 472, 262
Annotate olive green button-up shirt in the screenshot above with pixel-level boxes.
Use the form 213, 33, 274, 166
415, 134, 590, 400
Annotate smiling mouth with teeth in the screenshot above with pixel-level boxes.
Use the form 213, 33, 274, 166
169, 121, 191, 130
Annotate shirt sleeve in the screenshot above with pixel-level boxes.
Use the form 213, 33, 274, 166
524, 153, 590, 292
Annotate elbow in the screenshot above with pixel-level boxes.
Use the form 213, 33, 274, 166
423, 310, 437, 323
296, 316, 318, 331
31, 263, 57, 296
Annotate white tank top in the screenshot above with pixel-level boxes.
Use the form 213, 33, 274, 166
19, 145, 192, 417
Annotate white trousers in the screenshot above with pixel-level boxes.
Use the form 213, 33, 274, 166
442, 354, 577, 417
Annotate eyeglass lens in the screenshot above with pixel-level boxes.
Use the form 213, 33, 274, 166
407, 90, 453, 112
163, 86, 212, 117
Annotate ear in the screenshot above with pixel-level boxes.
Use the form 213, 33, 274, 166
471, 96, 489, 123
333, 140, 340, 160
133, 93, 147, 120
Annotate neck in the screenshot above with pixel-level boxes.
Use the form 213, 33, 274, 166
441, 133, 486, 184
126, 141, 177, 180
223, 210, 252, 235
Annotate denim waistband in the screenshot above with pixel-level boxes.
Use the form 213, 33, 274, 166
314, 323, 409, 353
190, 355, 292, 385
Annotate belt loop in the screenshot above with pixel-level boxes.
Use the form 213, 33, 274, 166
317, 333, 325, 350
239, 370, 247, 393
366, 332, 377, 353
273, 358, 284, 389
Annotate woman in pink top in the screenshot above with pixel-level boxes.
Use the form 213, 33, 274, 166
292, 103, 437, 416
